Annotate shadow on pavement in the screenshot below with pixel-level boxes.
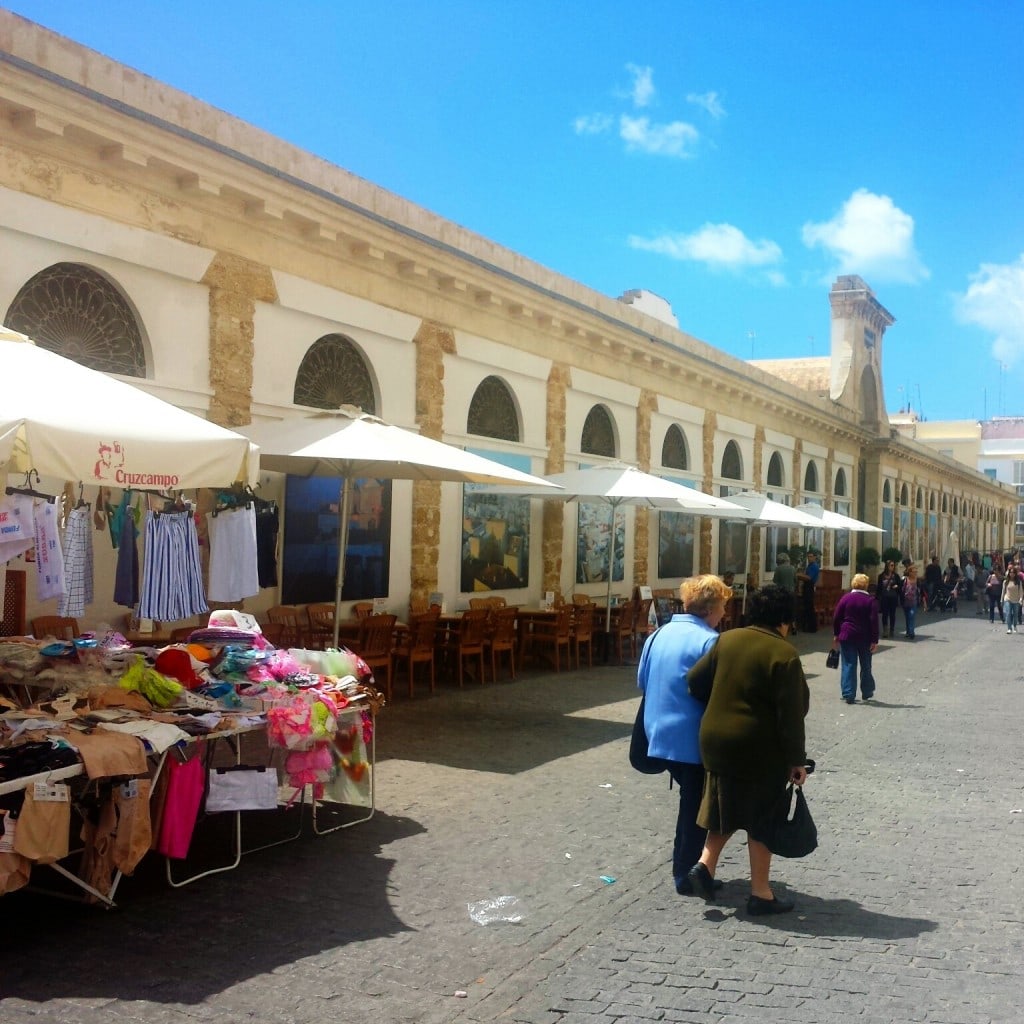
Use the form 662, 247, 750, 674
378, 668, 637, 773
701, 888, 937, 939
0, 809, 424, 1005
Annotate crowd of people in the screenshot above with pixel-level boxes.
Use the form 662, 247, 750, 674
636, 548, 1019, 918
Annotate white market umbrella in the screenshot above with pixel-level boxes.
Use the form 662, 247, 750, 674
243, 409, 562, 646
0, 335, 257, 490
699, 492, 824, 615
794, 503, 883, 533
477, 463, 746, 630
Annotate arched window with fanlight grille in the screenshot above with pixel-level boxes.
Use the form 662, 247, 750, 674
4, 262, 147, 377
576, 405, 622, 586
462, 375, 530, 592
658, 425, 695, 580
293, 334, 377, 413
581, 405, 617, 458
718, 441, 746, 577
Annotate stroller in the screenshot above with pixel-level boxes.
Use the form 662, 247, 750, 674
931, 579, 962, 614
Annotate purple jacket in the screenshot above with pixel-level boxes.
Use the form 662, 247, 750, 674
833, 589, 879, 646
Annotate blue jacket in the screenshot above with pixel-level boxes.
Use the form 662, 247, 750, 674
637, 614, 719, 765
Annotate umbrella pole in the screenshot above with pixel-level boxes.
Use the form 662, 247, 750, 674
742, 525, 753, 618
605, 501, 616, 634
332, 476, 354, 649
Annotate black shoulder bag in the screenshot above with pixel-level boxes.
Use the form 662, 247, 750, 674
629, 696, 667, 774
753, 779, 818, 858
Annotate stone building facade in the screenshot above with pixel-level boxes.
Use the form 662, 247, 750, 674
0, 12, 1014, 628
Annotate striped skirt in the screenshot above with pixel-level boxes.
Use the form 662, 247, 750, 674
138, 510, 208, 621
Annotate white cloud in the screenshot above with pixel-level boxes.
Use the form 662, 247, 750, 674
686, 90, 726, 119
801, 188, 929, 283
955, 255, 1024, 367
629, 222, 784, 281
619, 115, 699, 158
625, 63, 655, 108
573, 113, 614, 136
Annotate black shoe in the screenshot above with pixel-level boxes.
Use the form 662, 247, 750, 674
844, 697, 856, 704
676, 876, 724, 896
746, 894, 795, 916
686, 863, 717, 901
862, 694, 875, 702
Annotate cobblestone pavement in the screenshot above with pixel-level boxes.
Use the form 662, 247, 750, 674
2, 607, 1022, 1023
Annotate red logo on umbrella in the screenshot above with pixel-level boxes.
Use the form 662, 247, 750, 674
93, 442, 125, 481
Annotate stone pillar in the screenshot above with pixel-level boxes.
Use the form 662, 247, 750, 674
542, 364, 570, 594
409, 320, 456, 609
822, 448, 835, 566
699, 412, 717, 574
749, 427, 765, 586
634, 390, 656, 586
201, 253, 277, 428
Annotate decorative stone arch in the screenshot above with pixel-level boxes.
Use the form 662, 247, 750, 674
859, 365, 881, 428
766, 451, 785, 488
834, 467, 848, 497
803, 460, 819, 493
293, 333, 377, 413
661, 424, 689, 471
721, 440, 743, 482
4, 261, 148, 377
467, 375, 521, 441
581, 404, 617, 458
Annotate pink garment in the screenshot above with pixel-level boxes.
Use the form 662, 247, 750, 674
155, 754, 205, 859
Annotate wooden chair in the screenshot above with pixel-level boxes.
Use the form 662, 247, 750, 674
443, 609, 490, 687
608, 599, 637, 664
484, 606, 518, 682
305, 602, 336, 649
266, 605, 306, 648
260, 622, 285, 647
572, 593, 594, 606
633, 597, 656, 651
468, 597, 491, 610
571, 602, 596, 670
352, 602, 374, 620
530, 605, 572, 672
353, 613, 397, 701
391, 610, 440, 698
31, 616, 79, 641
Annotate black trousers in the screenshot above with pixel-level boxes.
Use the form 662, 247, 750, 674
667, 761, 706, 882
801, 584, 818, 632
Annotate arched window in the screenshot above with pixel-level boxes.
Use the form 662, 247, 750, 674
803, 461, 819, 492
916, 487, 924, 509
661, 425, 688, 470
900, 483, 909, 506
942, 494, 949, 514
883, 480, 892, 503
467, 376, 520, 441
721, 440, 742, 481
5, 262, 146, 376
581, 405, 616, 457
834, 468, 847, 497
929, 493, 936, 511
294, 334, 376, 413
952, 497, 959, 515
766, 452, 785, 488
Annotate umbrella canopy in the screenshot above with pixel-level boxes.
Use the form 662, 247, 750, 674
794, 503, 883, 533
0, 335, 257, 489
476, 463, 745, 629
244, 409, 561, 646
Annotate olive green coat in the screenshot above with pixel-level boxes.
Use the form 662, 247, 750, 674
687, 625, 809, 780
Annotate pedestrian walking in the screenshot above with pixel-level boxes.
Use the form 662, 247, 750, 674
985, 566, 1005, 623
797, 550, 820, 633
831, 574, 879, 704
901, 563, 920, 640
1001, 566, 1022, 633
637, 574, 732, 896
876, 559, 903, 639
685, 584, 811, 916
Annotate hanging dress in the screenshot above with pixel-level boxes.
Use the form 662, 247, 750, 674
138, 510, 208, 621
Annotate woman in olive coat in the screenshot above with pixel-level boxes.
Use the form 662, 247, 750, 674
685, 584, 810, 915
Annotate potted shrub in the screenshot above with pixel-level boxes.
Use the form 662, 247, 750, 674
881, 545, 903, 566
855, 546, 881, 573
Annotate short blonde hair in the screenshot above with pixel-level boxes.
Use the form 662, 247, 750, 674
680, 574, 733, 619
851, 573, 870, 590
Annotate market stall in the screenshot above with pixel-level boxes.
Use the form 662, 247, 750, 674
0, 616, 382, 906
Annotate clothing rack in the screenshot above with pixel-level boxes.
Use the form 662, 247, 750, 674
4, 468, 55, 504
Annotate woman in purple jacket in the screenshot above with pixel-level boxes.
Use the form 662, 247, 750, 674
830, 574, 879, 704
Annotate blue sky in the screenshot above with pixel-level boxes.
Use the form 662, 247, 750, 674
6, 1, 1023, 422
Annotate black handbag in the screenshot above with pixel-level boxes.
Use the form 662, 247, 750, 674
825, 648, 840, 669
629, 696, 667, 774
754, 782, 818, 858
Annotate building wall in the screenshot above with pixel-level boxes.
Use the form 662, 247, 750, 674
0, 12, 1015, 632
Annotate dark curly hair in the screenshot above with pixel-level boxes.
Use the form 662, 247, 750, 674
746, 583, 794, 629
